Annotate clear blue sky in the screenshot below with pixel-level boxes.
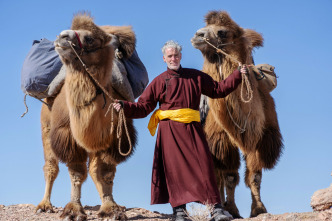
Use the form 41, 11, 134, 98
0, 0, 331, 218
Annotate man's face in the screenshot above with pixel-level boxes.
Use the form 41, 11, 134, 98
163, 47, 182, 71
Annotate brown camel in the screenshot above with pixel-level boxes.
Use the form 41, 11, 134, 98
36, 13, 137, 220
191, 11, 283, 218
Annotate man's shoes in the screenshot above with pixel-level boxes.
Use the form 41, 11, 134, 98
210, 204, 233, 221
173, 204, 187, 221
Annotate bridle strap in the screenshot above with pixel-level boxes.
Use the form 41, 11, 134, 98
74, 31, 83, 49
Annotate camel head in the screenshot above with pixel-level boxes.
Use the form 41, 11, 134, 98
191, 11, 263, 64
54, 12, 113, 72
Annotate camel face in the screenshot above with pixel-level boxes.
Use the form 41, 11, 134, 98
54, 30, 89, 60
191, 11, 244, 63
191, 25, 233, 53
55, 13, 113, 69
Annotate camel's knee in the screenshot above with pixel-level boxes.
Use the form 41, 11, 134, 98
43, 159, 59, 181
245, 170, 262, 187
224, 172, 240, 188
100, 164, 116, 185
68, 163, 88, 183
250, 172, 262, 185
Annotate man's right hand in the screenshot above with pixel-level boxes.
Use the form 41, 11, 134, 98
240, 65, 248, 75
113, 100, 122, 112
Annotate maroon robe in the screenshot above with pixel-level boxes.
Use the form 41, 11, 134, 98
122, 66, 242, 207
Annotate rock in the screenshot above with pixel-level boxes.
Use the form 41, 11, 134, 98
311, 184, 332, 211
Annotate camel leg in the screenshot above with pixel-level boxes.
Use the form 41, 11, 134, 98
214, 166, 226, 206
60, 161, 88, 220
36, 117, 59, 213
222, 170, 242, 219
244, 153, 267, 217
88, 153, 126, 220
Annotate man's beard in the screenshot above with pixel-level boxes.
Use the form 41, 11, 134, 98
168, 63, 180, 71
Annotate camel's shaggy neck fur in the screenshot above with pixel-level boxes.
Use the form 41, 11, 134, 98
202, 52, 265, 152
65, 46, 115, 152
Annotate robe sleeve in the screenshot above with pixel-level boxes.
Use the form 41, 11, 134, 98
201, 69, 242, 99
122, 76, 163, 118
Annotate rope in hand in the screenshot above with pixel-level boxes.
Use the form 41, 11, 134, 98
68, 41, 132, 156
203, 38, 253, 103
204, 37, 253, 133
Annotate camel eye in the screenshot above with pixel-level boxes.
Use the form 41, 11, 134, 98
217, 30, 227, 39
85, 36, 94, 44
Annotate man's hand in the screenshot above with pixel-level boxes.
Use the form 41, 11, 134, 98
240, 65, 248, 75
113, 99, 122, 112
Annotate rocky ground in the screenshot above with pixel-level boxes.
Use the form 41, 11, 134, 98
0, 204, 331, 221
1, 180, 331, 221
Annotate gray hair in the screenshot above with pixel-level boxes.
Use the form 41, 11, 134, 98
161, 40, 182, 55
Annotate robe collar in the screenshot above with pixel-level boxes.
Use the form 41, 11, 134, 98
166, 65, 184, 76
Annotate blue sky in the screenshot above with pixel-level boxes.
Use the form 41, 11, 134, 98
0, 0, 331, 218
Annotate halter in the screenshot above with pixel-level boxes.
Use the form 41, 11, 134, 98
72, 31, 103, 54
74, 31, 83, 49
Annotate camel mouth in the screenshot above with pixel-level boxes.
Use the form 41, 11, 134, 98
191, 36, 206, 49
54, 38, 72, 49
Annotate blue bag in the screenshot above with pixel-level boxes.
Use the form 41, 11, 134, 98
21, 38, 63, 99
122, 49, 149, 99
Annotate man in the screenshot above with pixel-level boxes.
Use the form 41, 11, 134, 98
113, 40, 247, 221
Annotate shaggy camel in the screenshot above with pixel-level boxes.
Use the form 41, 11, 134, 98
36, 13, 137, 220
191, 11, 283, 218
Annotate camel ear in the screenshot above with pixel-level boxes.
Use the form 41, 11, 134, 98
100, 25, 136, 58
243, 29, 264, 49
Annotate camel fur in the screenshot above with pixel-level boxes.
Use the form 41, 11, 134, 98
191, 11, 283, 218
36, 13, 137, 220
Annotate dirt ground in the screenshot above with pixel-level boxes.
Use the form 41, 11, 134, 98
0, 204, 331, 221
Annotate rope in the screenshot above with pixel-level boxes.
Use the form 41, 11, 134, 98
21, 94, 29, 118
225, 98, 251, 134
203, 37, 253, 103
68, 41, 132, 156
211, 39, 253, 133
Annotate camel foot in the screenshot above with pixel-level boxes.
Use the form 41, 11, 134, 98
224, 201, 242, 219
250, 203, 267, 218
35, 199, 54, 213
97, 201, 127, 220
60, 202, 87, 221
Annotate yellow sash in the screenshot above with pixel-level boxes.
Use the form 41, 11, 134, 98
147, 108, 201, 136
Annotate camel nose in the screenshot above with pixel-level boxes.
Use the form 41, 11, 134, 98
58, 30, 75, 41
195, 31, 205, 38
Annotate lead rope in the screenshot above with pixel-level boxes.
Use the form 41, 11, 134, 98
68, 41, 132, 156
215, 44, 252, 133
203, 37, 253, 103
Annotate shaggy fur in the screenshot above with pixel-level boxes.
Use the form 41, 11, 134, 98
101, 25, 136, 58
36, 13, 137, 220
191, 11, 283, 218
